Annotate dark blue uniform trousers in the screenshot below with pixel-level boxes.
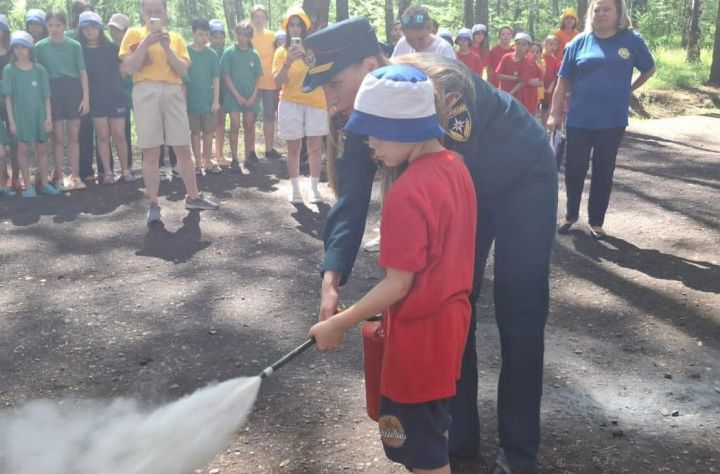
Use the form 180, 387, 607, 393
449, 159, 557, 469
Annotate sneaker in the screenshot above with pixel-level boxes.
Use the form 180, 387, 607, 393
11, 180, 26, 192
308, 187, 323, 204
69, 177, 87, 190
205, 164, 222, 175
289, 188, 303, 204
147, 203, 162, 224
122, 171, 136, 183
171, 167, 181, 179
0, 187, 11, 197
39, 184, 61, 196
230, 160, 241, 171
245, 152, 260, 166
102, 173, 117, 185
265, 148, 282, 160
363, 235, 381, 253
184, 193, 219, 210
21, 187, 37, 198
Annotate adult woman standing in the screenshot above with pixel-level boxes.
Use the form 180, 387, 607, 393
273, 6, 327, 204
549, 0, 655, 239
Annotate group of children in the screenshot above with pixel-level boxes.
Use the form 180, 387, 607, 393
450, 8, 581, 123
0, 6, 291, 199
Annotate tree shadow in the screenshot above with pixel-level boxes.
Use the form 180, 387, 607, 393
135, 211, 211, 263
572, 235, 720, 294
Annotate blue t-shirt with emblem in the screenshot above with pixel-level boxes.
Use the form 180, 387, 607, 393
559, 29, 654, 129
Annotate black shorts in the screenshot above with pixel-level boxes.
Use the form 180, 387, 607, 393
90, 97, 127, 119
50, 76, 83, 122
379, 396, 451, 471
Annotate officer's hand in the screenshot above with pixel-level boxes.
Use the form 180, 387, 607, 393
319, 271, 341, 321
309, 317, 345, 351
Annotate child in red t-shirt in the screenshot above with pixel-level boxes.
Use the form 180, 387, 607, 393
488, 25, 514, 87
455, 28, 483, 77
495, 32, 532, 98
540, 35, 560, 125
521, 41, 544, 116
309, 64, 477, 474
469, 24, 489, 79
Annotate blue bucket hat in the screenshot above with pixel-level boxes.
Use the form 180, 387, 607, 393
78, 11, 103, 31
0, 14, 9, 34
455, 27, 472, 45
11, 31, 34, 49
345, 65, 444, 143
26, 8, 46, 27
302, 16, 381, 93
209, 19, 225, 34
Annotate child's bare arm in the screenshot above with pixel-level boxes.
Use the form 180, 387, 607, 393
509, 81, 524, 96
309, 268, 414, 350
212, 76, 220, 112
5, 96, 15, 134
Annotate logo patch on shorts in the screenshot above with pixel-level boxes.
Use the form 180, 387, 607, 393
379, 415, 407, 448
618, 47, 630, 59
446, 102, 472, 143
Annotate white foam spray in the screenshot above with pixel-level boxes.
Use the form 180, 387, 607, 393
0, 376, 262, 474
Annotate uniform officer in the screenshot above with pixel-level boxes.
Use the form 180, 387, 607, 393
304, 17, 557, 474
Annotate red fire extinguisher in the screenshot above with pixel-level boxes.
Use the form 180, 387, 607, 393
362, 315, 384, 422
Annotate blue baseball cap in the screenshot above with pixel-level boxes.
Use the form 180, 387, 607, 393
26, 8, 46, 27
78, 11, 103, 31
11, 31, 34, 49
345, 65, 444, 143
302, 16, 381, 93
209, 19, 225, 34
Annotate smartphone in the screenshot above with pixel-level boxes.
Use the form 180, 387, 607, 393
290, 37, 301, 49
149, 18, 161, 32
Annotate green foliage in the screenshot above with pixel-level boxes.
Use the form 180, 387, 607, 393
645, 46, 713, 89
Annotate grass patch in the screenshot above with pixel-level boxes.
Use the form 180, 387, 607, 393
645, 47, 712, 90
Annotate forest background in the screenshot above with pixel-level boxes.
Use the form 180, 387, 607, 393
3, 0, 719, 95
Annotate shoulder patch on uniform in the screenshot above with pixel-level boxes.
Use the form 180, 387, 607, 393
446, 102, 472, 143
379, 415, 407, 448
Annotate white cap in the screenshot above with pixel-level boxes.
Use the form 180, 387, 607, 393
514, 32, 532, 43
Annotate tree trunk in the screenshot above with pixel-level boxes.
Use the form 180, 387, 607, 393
398, 0, 411, 20
577, 0, 588, 27
513, 0, 522, 24
223, 0, 237, 31
551, 0, 559, 19
528, 0, 536, 38
475, 0, 489, 25
385, 0, 395, 43
709, 0, 720, 83
464, 0, 474, 27
686, 0, 702, 62
302, 0, 330, 32
337, 0, 349, 22
681, 0, 691, 48
234, 0, 245, 22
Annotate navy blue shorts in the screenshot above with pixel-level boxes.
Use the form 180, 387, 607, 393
379, 396, 451, 471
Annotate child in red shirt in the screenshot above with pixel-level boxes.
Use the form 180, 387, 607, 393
521, 41, 544, 116
470, 24, 489, 79
309, 64, 476, 474
455, 28, 483, 77
540, 35, 560, 125
495, 32, 532, 98
488, 25, 514, 87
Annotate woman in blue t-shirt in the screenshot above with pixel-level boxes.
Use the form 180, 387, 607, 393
548, 0, 655, 239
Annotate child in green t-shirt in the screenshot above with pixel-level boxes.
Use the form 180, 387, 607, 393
221, 21, 263, 169
4, 32, 59, 198
186, 19, 221, 175
208, 19, 230, 167
35, 9, 90, 191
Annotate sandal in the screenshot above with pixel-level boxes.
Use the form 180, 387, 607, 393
122, 171, 136, 183
102, 172, 117, 185
206, 164, 222, 174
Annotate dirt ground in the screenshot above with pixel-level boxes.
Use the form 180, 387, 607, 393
1, 114, 719, 474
